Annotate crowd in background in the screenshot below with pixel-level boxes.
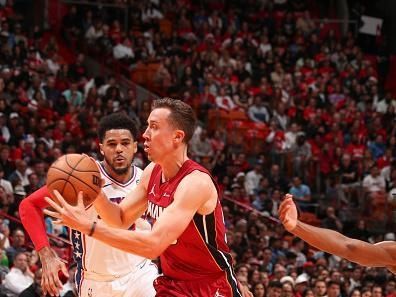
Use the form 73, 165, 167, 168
0, 0, 393, 296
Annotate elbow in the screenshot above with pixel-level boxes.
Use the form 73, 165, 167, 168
18, 199, 29, 222
344, 240, 369, 266
148, 240, 166, 259
144, 238, 165, 260
146, 249, 161, 260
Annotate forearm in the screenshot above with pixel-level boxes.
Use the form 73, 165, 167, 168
89, 220, 160, 259
292, 221, 374, 265
93, 192, 124, 228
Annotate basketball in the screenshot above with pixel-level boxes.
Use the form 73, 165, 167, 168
46, 154, 101, 208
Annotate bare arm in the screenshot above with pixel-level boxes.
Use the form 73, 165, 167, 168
279, 195, 396, 268
45, 171, 216, 259
93, 163, 155, 228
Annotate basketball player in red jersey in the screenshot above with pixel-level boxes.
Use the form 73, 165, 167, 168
278, 194, 396, 273
44, 98, 252, 296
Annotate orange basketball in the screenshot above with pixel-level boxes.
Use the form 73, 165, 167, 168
46, 154, 101, 208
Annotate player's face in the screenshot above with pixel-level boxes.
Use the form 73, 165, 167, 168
143, 108, 181, 162
100, 129, 137, 175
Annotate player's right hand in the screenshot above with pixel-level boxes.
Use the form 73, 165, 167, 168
38, 246, 69, 297
278, 194, 298, 232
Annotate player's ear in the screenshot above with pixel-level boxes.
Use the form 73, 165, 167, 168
133, 141, 138, 153
99, 143, 104, 156
174, 130, 184, 143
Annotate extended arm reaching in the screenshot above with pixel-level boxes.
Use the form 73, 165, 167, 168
279, 195, 396, 269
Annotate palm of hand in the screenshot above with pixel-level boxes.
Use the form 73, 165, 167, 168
279, 197, 298, 231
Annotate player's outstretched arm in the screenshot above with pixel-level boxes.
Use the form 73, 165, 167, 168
19, 187, 69, 297
44, 171, 215, 259
93, 163, 155, 229
279, 194, 396, 269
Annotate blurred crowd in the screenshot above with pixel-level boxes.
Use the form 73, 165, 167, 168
0, 0, 393, 296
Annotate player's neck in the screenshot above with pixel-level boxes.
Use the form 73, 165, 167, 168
159, 147, 189, 182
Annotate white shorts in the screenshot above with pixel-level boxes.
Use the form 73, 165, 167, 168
78, 260, 158, 297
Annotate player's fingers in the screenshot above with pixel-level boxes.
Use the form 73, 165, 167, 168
48, 272, 60, 296
77, 191, 84, 208
53, 190, 70, 208
60, 261, 69, 278
42, 274, 55, 296
83, 153, 96, 163
41, 276, 47, 295
54, 270, 64, 290
43, 209, 62, 220
44, 197, 64, 212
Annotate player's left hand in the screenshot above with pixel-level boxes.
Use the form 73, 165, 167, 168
238, 282, 253, 297
44, 190, 92, 234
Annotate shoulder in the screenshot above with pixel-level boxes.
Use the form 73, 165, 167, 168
177, 170, 215, 194
139, 162, 157, 188
175, 170, 218, 212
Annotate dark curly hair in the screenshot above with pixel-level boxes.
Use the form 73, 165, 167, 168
98, 112, 138, 142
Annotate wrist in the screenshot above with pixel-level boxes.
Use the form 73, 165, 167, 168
88, 220, 97, 237
289, 220, 301, 233
38, 246, 55, 261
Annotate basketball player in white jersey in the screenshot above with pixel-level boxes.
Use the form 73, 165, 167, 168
19, 113, 158, 297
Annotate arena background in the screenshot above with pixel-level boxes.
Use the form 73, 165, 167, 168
0, 0, 394, 296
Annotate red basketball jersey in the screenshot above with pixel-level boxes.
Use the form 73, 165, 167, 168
146, 160, 239, 289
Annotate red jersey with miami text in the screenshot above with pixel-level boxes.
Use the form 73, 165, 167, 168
146, 160, 239, 287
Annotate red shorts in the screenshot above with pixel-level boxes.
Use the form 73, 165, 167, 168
154, 274, 242, 297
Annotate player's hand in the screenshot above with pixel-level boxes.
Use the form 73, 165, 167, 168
38, 246, 69, 297
44, 190, 92, 234
238, 282, 253, 297
278, 194, 298, 232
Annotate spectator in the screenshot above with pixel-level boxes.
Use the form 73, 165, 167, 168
373, 92, 396, 114
290, 133, 312, 178
336, 154, 360, 205
268, 280, 283, 297
19, 268, 43, 297
62, 82, 83, 107
362, 165, 386, 204
252, 190, 271, 213
244, 164, 263, 195
248, 96, 270, 123
113, 38, 134, 62
189, 129, 213, 161
314, 280, 327, 297
5, 229, 26, 266
289, 176, 312, 208
0, 164, 12, 197
327, 281, 341, 297
268, 164, 289, 192
215, 87, 237, 111
8, 160, 32, 188
3, 252, 33, 296
321, 206, 343, 232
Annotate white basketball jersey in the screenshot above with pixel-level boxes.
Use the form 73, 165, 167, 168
71, 161, 146, 277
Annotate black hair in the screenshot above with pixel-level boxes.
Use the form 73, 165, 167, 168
98, 113, 138, 142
